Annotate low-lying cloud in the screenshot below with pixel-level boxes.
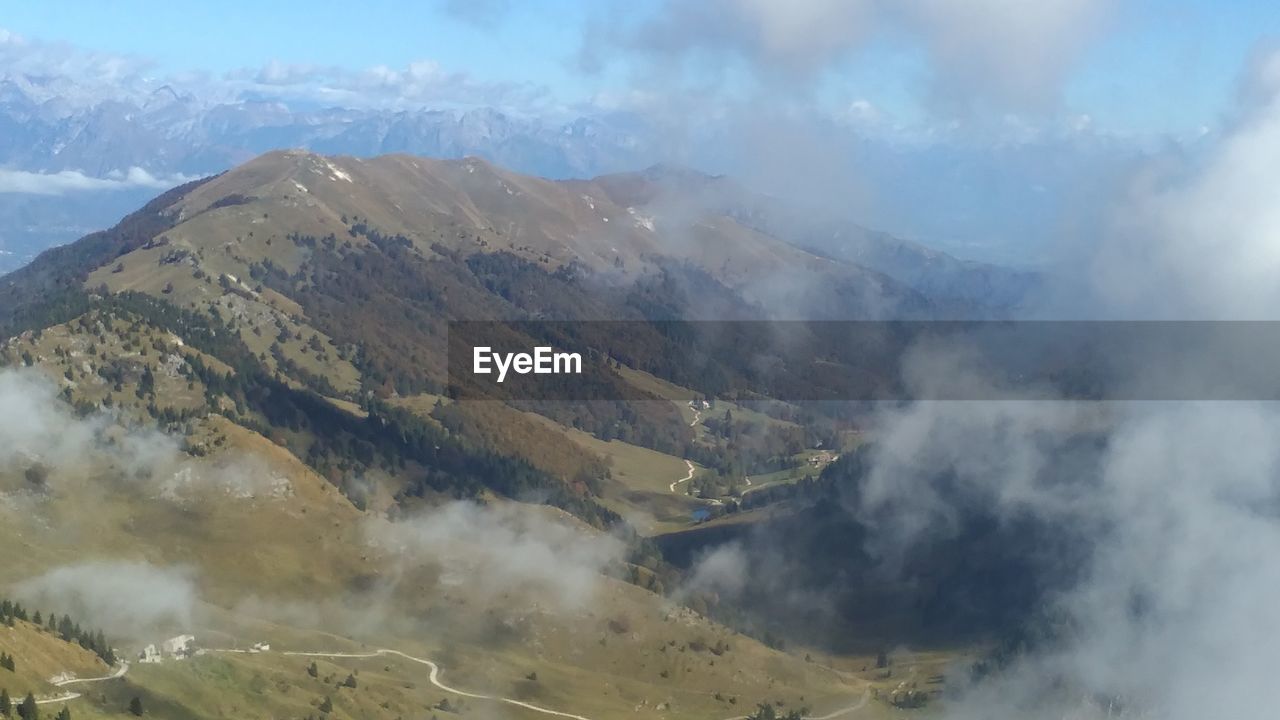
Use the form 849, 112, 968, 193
848, 50, 1280, 717
12, 561, 199, 639
368, 501, 624, 610
0, 167, 195, 196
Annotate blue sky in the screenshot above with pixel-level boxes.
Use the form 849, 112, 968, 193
2, 0, 1274, 137
0, 0, 614, 105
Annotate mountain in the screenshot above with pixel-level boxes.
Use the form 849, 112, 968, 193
0, 71, 661, 273
0, 150, 1036, 717
0, 75, 655, 180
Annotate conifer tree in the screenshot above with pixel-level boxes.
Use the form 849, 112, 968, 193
16, 693, 35, 720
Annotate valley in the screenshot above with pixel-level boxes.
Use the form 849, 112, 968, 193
0, 149, 1032, 719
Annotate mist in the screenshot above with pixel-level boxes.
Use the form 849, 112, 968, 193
366, 500, 626, 611
858, 47, 1280, 718
12, 561, 200, 640
636, 27, 1280, 718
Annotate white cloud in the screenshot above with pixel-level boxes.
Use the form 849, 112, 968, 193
367, 501, 625, 610
900, 0, 1112, 113
598, 0, 1114, 114
1086, 46, 1280, 319
227, 57, 546, 112
13, 562, 199, 639
858, 400, 1280, 719
0, 167, 196, 196
0, 26, 544, 116
0, 27, 154, 102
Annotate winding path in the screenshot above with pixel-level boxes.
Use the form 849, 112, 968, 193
35, 692, 82, 706
284, 648, 869, 720
282, 649, 595, 720
33, 646, 867, 720
36, 662, 130, 705
51, 662, 130, 687
669, 459, 696, 493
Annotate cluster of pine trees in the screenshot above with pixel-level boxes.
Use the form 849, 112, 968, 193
1, 598, 99, 719
0, 599, 116, 666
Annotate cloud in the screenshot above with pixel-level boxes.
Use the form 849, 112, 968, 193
589, 0, 1115, 114
0, 368, 292, 504
0, 370, 179, 491
632, 0, 879, 79
1, 25, 546, 117
229, 58, 548, 112
682, 542, 749, 600
0, 27, 154, 99
367, 501, 625, 610
11, 561, 199, 639
1081, 45, 1280, 319
0, 370, 101, 467
0, 167, 197, 196
838, 55, 1280, 714
900, 0, 1112, 114
851, 398, 1280, 719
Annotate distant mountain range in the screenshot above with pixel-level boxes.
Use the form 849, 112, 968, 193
0, 73, 672, 272
0, 75, 655, 179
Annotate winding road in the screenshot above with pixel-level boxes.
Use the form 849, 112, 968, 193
33, 645, 867, 720
282, 649, 595, 720
36, 662, 131, 705
283, 648, 869, 720
669, 459, 696, 493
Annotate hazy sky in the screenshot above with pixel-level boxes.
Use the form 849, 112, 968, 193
2, 0, 1273, 137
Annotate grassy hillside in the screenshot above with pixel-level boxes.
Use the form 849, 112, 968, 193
0, 616, 110, 700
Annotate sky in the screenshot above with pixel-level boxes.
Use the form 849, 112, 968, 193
1, 0, 1274, 137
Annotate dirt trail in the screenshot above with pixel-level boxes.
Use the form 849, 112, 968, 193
283, 649, 595, 720
35, 692, 81, 706
36, 662, 130, 705
283, 648, 869, 720
51, 662, 130, 686
669, 459, 696, 493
